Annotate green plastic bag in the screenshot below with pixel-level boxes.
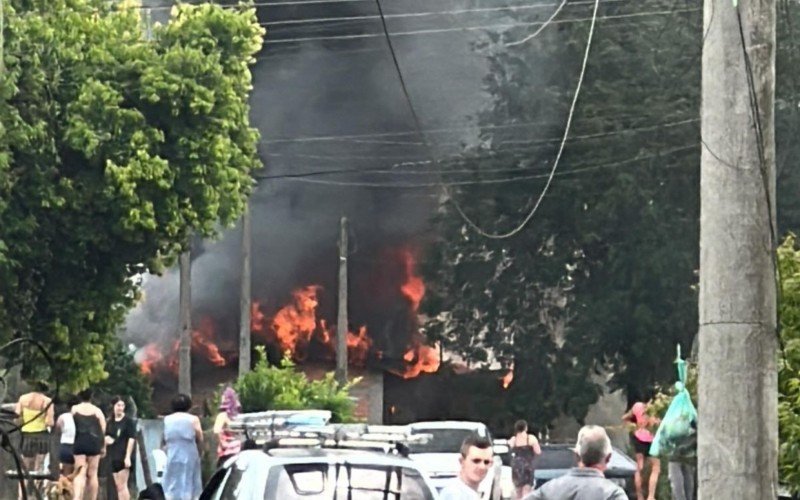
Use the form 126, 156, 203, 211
650, 345, 697, 458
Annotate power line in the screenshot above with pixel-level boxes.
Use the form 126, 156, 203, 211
270, 144, 697, 187
261, 7, 700, 44
258, 114, 697, 145
505, 0, 567, 47
260, 0, 602, 28
261, 117, 698, 167
446, 0, 601, 239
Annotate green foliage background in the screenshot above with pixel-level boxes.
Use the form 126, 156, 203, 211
778, 234, 800, 493
0, 0, 264, 389
235, 347, 358, 423
422, 0, 800, 431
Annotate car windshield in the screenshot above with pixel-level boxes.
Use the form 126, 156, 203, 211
210, 460, 435, 500
407, 428, 481, 454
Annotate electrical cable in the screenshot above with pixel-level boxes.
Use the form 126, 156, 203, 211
734, 5, 785, 356
260, 118, 698, 168
260, 0, 594, 28
505, 0, 567, 47
262, 7, 698, 44
269, 144, 697, 187
444, 0, 601, 239
259, 113, 696, 145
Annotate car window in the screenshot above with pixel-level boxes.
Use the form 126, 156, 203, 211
534, 447, 577, 470
407, 428, 487, 454
266, 463, 436, 500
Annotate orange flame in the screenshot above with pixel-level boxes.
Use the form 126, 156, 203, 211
192, 317, 226, 367
399, 342, 441, 379
400, 249, 425, 311
254, 286, 372, 366
137, 344, 163, 376
251, 300, 266, 333
136, 316, 227, 377
502, 364, 514, 389
270, 286, 321, 360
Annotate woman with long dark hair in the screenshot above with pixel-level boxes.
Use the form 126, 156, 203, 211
105, 396, 136, 500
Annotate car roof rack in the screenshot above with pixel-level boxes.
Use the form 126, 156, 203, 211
230, 417, 427, 457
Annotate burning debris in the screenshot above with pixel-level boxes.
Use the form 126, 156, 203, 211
502, 364, 514, 389
135, 247, 439, 380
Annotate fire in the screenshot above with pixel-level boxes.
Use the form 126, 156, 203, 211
400, 249, 425, 310
398, 342, 441, 379
136, 343, 163, 377
270, 286, 321, 359
394, 249, 440, 378
192, 317, 226, 367
346, 326, 372, 365
250, 300, 266, 333
502, 364, 514, 389
253, 286, 372, 366
136, 315, 227, 377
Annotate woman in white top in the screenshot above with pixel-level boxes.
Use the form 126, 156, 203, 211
56, 395, 77, 475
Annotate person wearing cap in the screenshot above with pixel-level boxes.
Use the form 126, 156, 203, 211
524, 425, 627, 500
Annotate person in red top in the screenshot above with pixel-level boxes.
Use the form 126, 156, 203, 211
623, 402, 661, 500
213, 387, 242, 468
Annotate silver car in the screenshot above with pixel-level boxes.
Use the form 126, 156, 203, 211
201, 448, 440, 500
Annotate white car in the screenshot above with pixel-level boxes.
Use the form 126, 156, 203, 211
406, 421, 503, 500
201, 448, 440, 499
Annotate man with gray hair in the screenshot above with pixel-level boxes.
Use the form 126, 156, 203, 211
524, 425, 627, 500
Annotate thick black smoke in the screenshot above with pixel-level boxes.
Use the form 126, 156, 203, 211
125, 0, 562, 361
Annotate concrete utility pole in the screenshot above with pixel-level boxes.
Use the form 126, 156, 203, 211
178, 250, 192, 396
239, 203, 252, 377
335, 217, 349, 386
699, 1, 777, 498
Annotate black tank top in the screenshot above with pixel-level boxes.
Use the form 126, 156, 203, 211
73, 413, 102, 439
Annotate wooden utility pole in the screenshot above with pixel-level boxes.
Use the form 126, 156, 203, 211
699, 1, 777, 498
178, 250, 192, 396
239, 203, 252, 377
335, 217, 348, 386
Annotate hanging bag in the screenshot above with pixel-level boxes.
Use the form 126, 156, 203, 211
649, 345, 697, 458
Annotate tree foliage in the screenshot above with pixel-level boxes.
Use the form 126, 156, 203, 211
778, 234, 800, 493
423, 0, 701, 427
423, 0, 800, 428
235, 347, 358, 423
0, 0, 264, 389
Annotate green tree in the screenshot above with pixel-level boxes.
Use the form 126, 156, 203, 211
778, 234, 800, 493
424, 0, 800, 428
0, 0, 264, 389
423, 0, 701, 427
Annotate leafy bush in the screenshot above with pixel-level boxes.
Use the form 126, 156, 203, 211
234, 347, 358, 422
778, 234, 800, 493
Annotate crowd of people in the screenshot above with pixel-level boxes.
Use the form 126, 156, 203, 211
13, 381, 697, 500
438, 401, 696, 500
16, 386, 137, 500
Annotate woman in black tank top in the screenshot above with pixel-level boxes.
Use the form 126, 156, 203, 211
73, 413, 103, 456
